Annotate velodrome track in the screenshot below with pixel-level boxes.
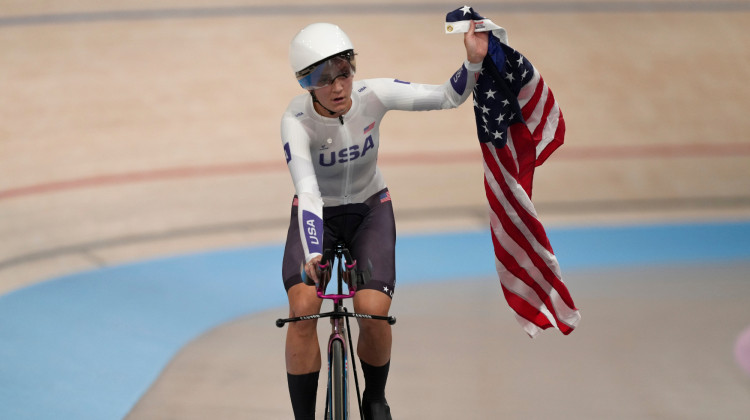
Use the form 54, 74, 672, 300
2, 1, 750, 419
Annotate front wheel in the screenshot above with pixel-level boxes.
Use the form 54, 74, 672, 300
328, 339, 348, 420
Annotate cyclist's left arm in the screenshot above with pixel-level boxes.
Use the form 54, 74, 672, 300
369, 59, 483, 112
372, 20, 487, 111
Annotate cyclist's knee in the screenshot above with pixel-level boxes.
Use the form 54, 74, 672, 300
354, 289, 391, 334
354, 289, 390, 316
287, 283, 322, 330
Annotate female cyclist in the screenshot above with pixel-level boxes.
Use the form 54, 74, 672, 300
281, 20, 488, 420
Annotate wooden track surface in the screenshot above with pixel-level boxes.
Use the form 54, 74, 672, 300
1, 1, 749, 418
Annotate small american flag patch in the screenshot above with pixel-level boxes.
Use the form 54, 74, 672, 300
364, 121, 375, 134
379, 191, 391, 203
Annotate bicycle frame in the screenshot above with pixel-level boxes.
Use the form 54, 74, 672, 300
276, 244, 396, 420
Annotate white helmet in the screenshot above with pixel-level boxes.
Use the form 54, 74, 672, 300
289, 23, 354, 73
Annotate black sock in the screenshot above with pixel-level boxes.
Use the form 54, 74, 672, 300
360, 360, 390, 402
287, 371, 319, 420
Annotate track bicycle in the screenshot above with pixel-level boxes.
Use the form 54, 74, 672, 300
276, 243, 397, 420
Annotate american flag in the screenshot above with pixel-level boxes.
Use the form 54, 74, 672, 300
456, 7, 581, 336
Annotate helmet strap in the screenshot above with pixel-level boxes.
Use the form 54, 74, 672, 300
310, 91, 336, 116
310, 91, 345, 125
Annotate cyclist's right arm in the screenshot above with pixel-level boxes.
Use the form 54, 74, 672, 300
281, 111, 324, 274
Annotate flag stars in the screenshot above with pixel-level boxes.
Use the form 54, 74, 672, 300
501, 99, 510, 107
505, 72, 515, 83
484, 88, 496, 99
492, 130, 504, 140
516, 55, 524, 67
480, 104, 491, 114
521, 69, 529, 80
495, 112, 505, 124
460, 5, 473, 15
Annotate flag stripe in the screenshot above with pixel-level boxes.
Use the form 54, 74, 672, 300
508, 125, 538, 197
489, 212, 557, 325
499, 282, 554, 332
537, 107, 565, 165
521, 73, 545, 129
483, 143, 579, 324
497, 250, 576, 335
483, 143, 552, 252
496, 137, 519, 179
517, 69, 541, 111
492, 225, 574, 335
484, 174, 577, 332
520, 74, 565, 166
530, 82, 553, 142
483, 173, 571, 310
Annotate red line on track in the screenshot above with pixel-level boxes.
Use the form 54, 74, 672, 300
1, 143, 748, 201
0, 162, 282, 201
